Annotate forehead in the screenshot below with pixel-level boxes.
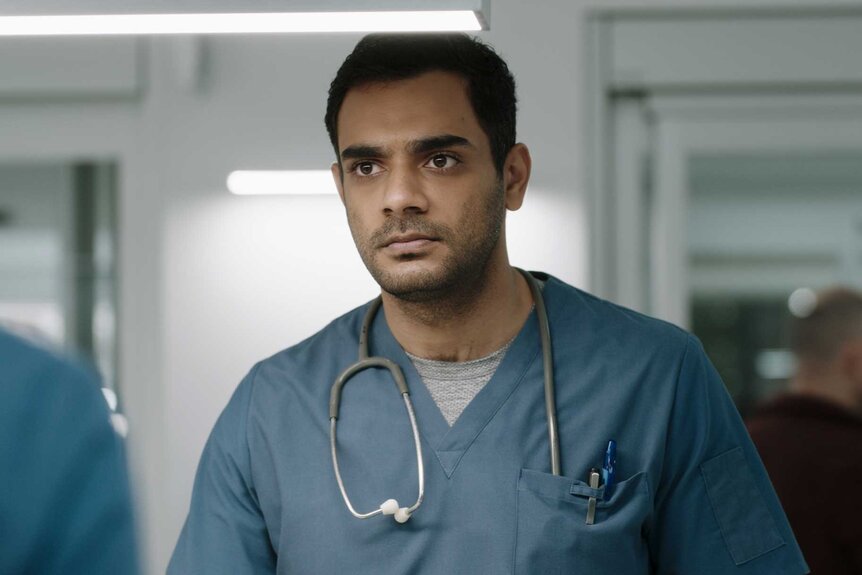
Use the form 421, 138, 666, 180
336, 70, 486, 153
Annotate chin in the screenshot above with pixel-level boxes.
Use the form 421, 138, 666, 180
374, 260, 453, 300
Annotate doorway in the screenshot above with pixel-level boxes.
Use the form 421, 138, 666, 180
586, 7, 862, 410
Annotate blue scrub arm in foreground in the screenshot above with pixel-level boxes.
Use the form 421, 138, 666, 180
0, 330, 139, 575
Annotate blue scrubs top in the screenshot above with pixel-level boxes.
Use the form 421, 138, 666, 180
170, 274, 808, 574
0, 329, 139, 575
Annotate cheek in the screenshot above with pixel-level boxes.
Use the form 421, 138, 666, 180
457, 182, 503, 226
344, 202, 365, 229
345, 203, 376, 246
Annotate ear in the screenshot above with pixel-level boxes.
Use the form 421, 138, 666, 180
331, 161, 345, 205
502, 143, 531, 211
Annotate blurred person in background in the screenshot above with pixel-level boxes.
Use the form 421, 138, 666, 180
0, 327, 139, 574
747, 287, 862, 574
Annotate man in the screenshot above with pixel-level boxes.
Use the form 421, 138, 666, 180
169, 34, 807, 573
0, 328, 139, 574
747, 287, 862, 574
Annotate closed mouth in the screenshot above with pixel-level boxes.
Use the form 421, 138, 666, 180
383, 233, 437, 247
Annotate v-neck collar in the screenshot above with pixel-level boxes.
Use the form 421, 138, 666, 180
367, 277, 553, 478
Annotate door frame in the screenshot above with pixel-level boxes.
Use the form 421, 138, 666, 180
584, 5, 862, 326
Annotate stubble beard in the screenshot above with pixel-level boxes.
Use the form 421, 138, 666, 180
350, 181, 506, 306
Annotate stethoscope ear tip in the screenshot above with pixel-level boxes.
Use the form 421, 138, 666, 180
394, 508, 411, 523
380, 498, 399, 515
380, 499, 412, 523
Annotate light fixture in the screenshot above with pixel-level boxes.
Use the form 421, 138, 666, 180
787, 287, 817, 318
0, 1, 489, 36
227, 170, 337, 196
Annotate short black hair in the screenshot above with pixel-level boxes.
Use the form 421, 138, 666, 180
325, 33, 517, 176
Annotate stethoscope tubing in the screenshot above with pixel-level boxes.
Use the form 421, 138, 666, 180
523, 270, 561, 476
329, 354, 425, 519
329, 268, 560, 522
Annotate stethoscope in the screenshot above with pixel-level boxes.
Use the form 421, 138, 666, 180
329, 268, 560, 523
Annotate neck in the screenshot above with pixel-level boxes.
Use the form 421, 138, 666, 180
381, 260, 533, 362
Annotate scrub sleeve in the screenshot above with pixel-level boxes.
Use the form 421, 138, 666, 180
168, 365, 277, 574
647, 336, 808, 574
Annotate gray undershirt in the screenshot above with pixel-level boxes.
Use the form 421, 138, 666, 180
404, 278, 545, 427
406, 340, 514, 426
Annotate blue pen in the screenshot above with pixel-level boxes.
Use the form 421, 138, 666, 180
601, 440, 616, 499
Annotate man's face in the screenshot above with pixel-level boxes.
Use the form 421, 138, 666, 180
332, 70, 506, 301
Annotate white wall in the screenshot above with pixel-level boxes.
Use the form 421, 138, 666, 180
4, 1, 862, 573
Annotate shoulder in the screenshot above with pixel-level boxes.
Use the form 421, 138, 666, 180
254, 300, 371, 378
0, 329, 103, 422
543, 274, 693, 363
271, 301, 369, 361
0, 328, 95, 383
202, 301, 375, 469
224, 300, 375, 417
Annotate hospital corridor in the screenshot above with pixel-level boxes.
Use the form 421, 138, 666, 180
1, 1, 861, 573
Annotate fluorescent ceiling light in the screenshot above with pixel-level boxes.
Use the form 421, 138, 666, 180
0, 12, 482, 36
0, 0, 489, 36
227, 170, 337, 196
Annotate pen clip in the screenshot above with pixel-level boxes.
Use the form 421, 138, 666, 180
585, 468, 600, 525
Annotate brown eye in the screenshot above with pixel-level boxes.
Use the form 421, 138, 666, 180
426, 154, 459, 170
352, 162, 381, 177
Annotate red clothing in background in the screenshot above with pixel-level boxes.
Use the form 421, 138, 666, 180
747, 394, 862, 575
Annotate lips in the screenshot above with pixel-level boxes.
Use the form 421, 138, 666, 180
382, 233, 439, 254
384, 233, 435, 247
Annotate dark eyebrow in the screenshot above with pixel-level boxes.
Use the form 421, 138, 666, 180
408, 134, 474, 155
340, 144, 387, 161
339, 134, 475, 162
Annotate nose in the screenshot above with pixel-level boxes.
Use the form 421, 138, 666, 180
382, 165, 428, 215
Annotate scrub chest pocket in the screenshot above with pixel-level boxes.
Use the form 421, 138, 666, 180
514, 469, 651, 574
